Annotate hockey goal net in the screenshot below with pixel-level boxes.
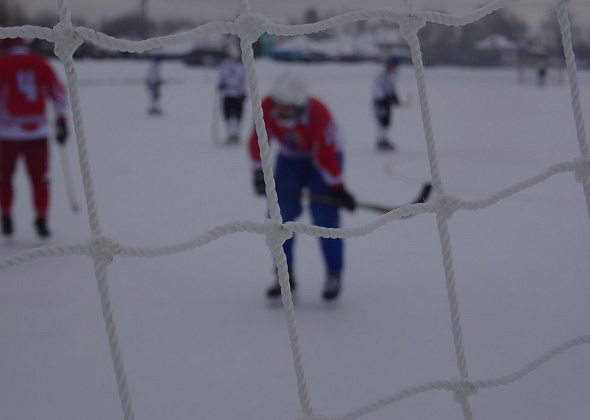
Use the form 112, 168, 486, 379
1, 0, 589, 419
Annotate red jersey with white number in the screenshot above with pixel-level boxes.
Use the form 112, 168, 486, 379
249, 96, 344, 187
0, 46, 67, 140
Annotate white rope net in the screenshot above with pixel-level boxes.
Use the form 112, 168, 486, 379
1, 0, 589, 419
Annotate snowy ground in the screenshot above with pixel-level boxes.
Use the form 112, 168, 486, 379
0, 58, 589, 420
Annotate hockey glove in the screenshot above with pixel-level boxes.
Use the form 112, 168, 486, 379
331, 187, 357, 212
253, 170, 266, 196
55, 118, 68, 145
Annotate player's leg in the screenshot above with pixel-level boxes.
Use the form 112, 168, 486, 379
222, 96, 236, 144
226, 96, 244, 144
0, 140, 20, 236
24, 139, 50, 238
374, 99, 394, 151
265, 155, 305, 298
308, 162, 344, 300
147, 84, 161, 115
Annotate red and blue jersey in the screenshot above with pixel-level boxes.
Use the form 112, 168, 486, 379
249, 96, 344, 188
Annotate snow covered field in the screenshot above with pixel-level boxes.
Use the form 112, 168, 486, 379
1, 58, 589, 420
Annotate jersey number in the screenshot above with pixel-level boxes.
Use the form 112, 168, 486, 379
16, 70, 38, 102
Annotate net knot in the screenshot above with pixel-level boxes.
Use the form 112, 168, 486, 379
87, 235, 121, 264
451, 376, 478, 404
574, 155, 590, 184
432, 193, 461, 219
399, 11, 426, 40
52, 23, 83, 61
235, 13, 269, 42
263, 219, 293, 248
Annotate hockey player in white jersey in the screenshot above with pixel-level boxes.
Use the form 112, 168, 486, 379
217, 45, 247, 144
372, 56, 400, 151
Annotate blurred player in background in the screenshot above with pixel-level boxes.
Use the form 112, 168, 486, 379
145, 56, 163, 115
373, 56, 400, 152
217, 44, 247, 144
537, 62, 548, 87
0, 37, 69, 239
249, 70, 356, 302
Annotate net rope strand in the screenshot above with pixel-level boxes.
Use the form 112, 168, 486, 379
0, 0, 588, 418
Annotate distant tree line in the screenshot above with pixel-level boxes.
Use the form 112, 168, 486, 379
0, 0, 198, 39
418, 8, 529, 65
417, 7, 590, 65
3, 0, 590, 64
289, 6, 590, 65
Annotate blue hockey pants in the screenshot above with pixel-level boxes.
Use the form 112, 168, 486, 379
273, 153, 343, 273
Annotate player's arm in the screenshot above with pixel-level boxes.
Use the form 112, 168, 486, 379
44, 62, 68, 118
311, 106, 356, 211
249, 96, 273, 195
44, 61, 69, 144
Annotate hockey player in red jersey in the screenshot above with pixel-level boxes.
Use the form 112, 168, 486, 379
249, 70, 356, 301
0, 37, 69, 239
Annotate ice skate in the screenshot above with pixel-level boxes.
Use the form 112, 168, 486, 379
226, 134, 240, 145
266, 268, 296, 299
376, 138, 395, 151
2, 216, 13, 237
34, 218, 51, 239
148, 106, 162, 116
322, 270, 342, 301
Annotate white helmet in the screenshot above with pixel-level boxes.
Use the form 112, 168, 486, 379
271, 70, 309, 107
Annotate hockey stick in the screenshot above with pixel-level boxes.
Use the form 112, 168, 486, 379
58, 145, 80, 213
307, 183, 432, 214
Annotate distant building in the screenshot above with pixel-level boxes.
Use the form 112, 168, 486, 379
183, 32, 228, 66
474, 34, 518, 67
271, 29, 408, 63
271, 36, 313, 61
373, 27, 408, 60
147, 30, 229, 65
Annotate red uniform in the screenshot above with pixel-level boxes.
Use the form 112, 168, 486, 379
248, 96, 344, 188
0, 44, 67, 219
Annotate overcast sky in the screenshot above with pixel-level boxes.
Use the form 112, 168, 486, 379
20, 0, 590, 31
